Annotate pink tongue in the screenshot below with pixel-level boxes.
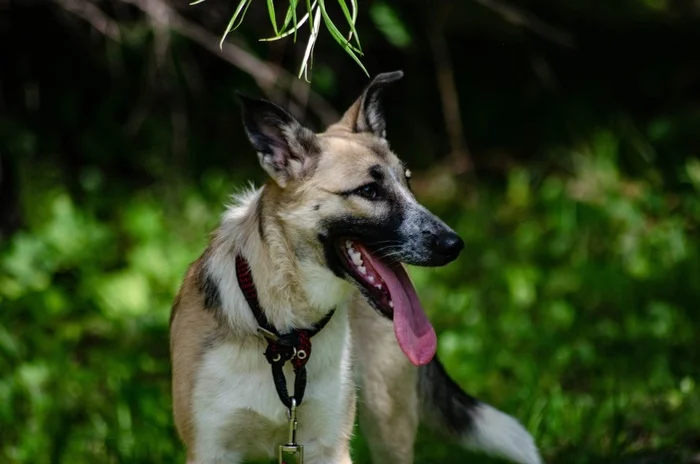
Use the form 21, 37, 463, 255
359, 246, 437, 366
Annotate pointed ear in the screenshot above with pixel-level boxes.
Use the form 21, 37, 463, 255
337, 70, 404, 138
238, 94, 319, 187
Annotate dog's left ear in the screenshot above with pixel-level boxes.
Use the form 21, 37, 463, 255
337, 70, 404, 138
238, 94, 318, 187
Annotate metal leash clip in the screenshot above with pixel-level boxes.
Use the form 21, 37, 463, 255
257, 327, 280, 342
278, 398, 304, 464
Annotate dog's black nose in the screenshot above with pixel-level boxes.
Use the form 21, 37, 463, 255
433, 232, 464, 258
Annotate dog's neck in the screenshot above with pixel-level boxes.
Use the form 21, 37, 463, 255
205, 185, 353, 335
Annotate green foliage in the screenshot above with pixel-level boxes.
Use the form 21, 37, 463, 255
369, 1, 411, 50
2, 129, 699, 463
408, 134, 700, 463
204, 0, 365, 79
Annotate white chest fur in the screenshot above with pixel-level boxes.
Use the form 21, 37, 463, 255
191, 306, 354, 462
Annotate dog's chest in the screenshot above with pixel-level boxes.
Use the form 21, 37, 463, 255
193, 309, 353, 458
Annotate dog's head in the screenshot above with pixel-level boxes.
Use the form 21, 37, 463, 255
239, 71, 463, 366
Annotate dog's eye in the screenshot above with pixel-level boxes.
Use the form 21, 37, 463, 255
355, 183, 382, 200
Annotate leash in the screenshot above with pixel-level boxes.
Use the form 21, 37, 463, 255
235, 254, 334, 409
235, 255, 334, 463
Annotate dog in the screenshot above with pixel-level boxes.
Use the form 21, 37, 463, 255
169, 71, 542, 464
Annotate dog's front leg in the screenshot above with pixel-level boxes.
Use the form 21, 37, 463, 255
300, 386, 356, 464
304, 443, 353, 464
190, 445, 243, 464
191, 424, 244, 464
350, 299, 419, 464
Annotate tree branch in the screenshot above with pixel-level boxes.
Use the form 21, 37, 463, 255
475, 0, 575, 48
54, 0, 122, 41
121, 0, 339, 125
428, 1, 473, 174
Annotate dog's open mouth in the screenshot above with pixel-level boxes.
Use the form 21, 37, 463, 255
335, 239, 437, 366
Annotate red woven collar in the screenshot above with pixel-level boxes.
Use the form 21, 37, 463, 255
234, 254, 335, 408
235, 254, 269, 329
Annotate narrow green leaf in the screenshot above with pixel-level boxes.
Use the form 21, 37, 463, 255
341, 43, 368, 76
320, 3, 367, 75
279, 4, 294, 34
261, 0, 310, 43
337, 0, 361, 50
219, 0, 252, 49
279, 0, 298, 34
291, 0, 299, 42
189, 0, 207, 5
232, 0, 253, 31
350, 0, 360, 47
349, 0, 357, 25
318, 0, 362, 54
298, 5, 322, 81
321, 12, 362, 56
266, 0, 279, 35
304, 0, 315, 45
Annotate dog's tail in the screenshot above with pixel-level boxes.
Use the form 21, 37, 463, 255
418, 357, 543, 464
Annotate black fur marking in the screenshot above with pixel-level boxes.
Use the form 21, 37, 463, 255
319, 212, 403, 279
199, 265, 222, 312
368, 164, 384, 181
314, 204, 320, 211
238, 94, 319, 178
200, 327, 230, 353
320, 185, 405, 260
238, 94, 297, 153
257, 195, 266, 239
418, 357, 479, 437
353, 71, 403, 136
318, 199, 405, 319
334, 189, 355, 198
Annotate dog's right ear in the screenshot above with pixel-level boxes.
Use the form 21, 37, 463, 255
238, 93, 318, 187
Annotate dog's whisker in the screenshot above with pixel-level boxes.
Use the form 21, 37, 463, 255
371, 245, 400, 254
377, 250, 403, 262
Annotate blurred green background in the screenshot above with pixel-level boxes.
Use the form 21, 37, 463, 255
1, 0, 700, 463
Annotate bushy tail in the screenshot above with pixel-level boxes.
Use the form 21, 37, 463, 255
418, 357, 543, 464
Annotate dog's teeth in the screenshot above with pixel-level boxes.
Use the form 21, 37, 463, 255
351, 255, 363, 266
359, 266, 367, 274
368, 275, 374, 282
389, 301, 394, 308
375, 284, 382, 289
345, 241, 352, 249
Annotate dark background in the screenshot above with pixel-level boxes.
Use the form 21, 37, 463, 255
1, 0, 700, 462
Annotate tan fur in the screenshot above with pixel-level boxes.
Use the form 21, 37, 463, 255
170, 74, 540, 464
169, 75, 421, 464
170, 258, 218, 456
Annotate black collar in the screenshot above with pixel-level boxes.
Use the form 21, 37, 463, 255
235, 254, 335, 409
